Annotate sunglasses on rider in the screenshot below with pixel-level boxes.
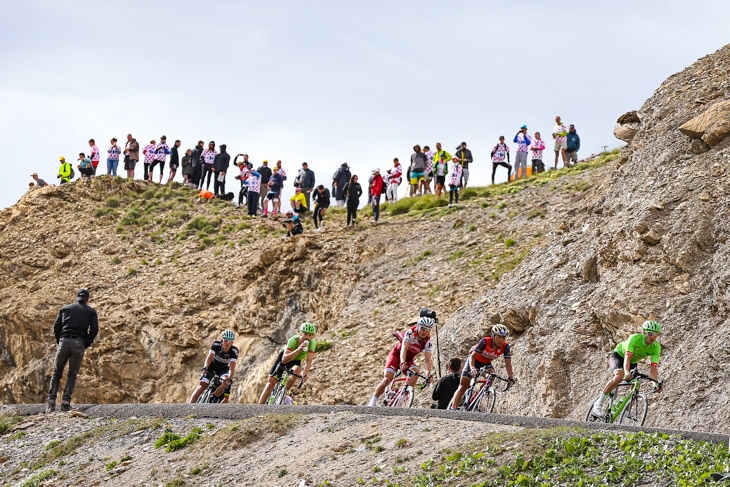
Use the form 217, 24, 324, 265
645, 331, 659, 337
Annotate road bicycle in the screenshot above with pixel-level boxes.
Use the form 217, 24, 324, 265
383, 369, 432, 408
449, 367, 514, 413
196, 372, 227, 404
266, 364, 304, 405
585, 371, 664, 426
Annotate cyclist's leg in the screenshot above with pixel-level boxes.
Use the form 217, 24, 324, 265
284, 362, 303, 391
406, 363, 419, 387
214, 371, 230, 398
450, 362, 475, 408
594, 352, 631, 412
190, 370, 213, 403
370, 354, 398, 406
258, 351, 285, 404
219, 373, 232, 403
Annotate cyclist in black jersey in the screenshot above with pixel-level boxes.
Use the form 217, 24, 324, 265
189, 330, 238, 403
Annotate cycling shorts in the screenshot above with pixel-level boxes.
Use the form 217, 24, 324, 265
385, 347, 418, 375
435, 175, 446, 185
461, 360, 494, 378
269, 349, 302, 380
410, 172, 425, 184
609, 351, 638, 373
199, 368, 232, 395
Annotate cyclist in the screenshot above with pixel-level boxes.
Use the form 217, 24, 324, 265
367, 316, 433, 406
189, 329, 238, 403
258, 322, 317, 404
449, 324, 515, 410
591, 320, 662, 417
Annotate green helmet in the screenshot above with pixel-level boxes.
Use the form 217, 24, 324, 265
642, 320, 661, 334
300, 322, 316, 334
221, 329, 235, 340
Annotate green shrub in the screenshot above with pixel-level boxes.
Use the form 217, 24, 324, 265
387, 197, 418, 215
110, 256, 121, 265
186, 215, 222, 233
505, 238, 516, 248
127, 268, 137, 276
105, 197, 120, 208
453, 220, 464, 229
18, 468, 57, 487
315, 341, 333, 352
460, 188, 478, 200
121, 209, 142, 225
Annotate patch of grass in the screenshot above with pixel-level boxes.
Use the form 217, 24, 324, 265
504, 238, 516, 248
278, 468, 287, 478
93, 207, 118, 218
105, 197, 120, 208
190, 466, 203, 475
460, 188, 478, 200
0, 412, 22, 435
44, 440, 62, 450
9, 430, 26, 440
120, 209, 142, 225
165, 479, 185, 487
186, 215, 222, 234
105, 460, 118, 471
452, 220, 464, 229
497, 202, 507, 209
315, 340, 333, 352
374, 445, 385, 453
110, 256, 121, 265
18, 468, 57, 487
469, 224, 476, 232
127, 268, 137, 276
165, 427, 202, 452
449, 250, 465, 260
527, 209, 545, 220
395, 438, 409, 448
480, 201, 490, 208
491, 248, 530, 281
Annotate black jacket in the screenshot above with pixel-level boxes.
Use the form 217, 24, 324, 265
192, 144, 203, 168
296, 168, 315, 189
170, 146, 179, 167
213, 146, 230, 172
332, 165, 351, 200
432, 372, 461, 409
455, 148, 473, 169
314, 188, 331, 209
257, 165, 272, 184
342, 181, 362, 201
54, 301, 99, 348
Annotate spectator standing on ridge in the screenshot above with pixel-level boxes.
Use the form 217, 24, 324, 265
246, 168, 262, 216
57, 157, 72, 184
275, 160, 287, 181
88, 139, 100, 175
387, 158, 402, 203
235, 161, 250, 208
448, 158, 462, 207
191, 141, 204, 188
142, 140, 156, 181
77, 153, 94, 179
422, 145, 435, 195
201, 141, 217, 190
530, 132, 546, 174
181, 148, 193, 185
433, 153, 449, 197
370, 168, 384, 225
409, 145, 427, 196
513, 126, 531, 180
566, 124, 580, 166
454, 142, 473, 188
257, 160, 272, 210
433, 142, 452, 168
212, 144, 230, 196
491, 136, 511, 185
295, 162, 315, 209
149, 135, 170, 183
123, 134, 139, 179
313, 184, 330, 231
552, 116, 568, 169
332, 163, 351, 207
167, 139, 181, 184
106, 138, 122, 176
268, 167, 284, 216
431, 357, 462, 410
46, 289, 98, 413
367, 172, 374, 206
343, 174, 362, 226
31, 173, 48, 187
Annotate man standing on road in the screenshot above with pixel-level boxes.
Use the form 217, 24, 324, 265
46, 289, 99, 413
332, 163, 351, 207
257, 160, 272, 210
513, 126, 531, 180
552, 116, 568, 169
454, 142, 473, 188
566, 124, 580, 167
296, 162, 315, 210
123, 134, 139, 179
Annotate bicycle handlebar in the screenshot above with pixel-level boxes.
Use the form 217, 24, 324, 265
472, 367, 515, 392
624, 371, 664, 392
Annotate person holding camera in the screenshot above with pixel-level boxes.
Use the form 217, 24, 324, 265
513, 126, 531, 180
57, 157, 72, 184
432, 357, 462, 409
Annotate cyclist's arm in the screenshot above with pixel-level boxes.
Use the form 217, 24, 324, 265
504, 357, 514, 379
203, 351, 214, 369
228, 361, 236, 381
623, 352, 632, 377
303, 351, 314, 379
468, 351, 477, 372
423, 351, 432, 378
649, 364, 658, 382
399, 338, 409, 365
282, 347, 301, 363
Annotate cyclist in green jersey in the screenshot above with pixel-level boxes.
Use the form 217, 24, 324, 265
592, 320, 663, 417
257, 322, 317, 404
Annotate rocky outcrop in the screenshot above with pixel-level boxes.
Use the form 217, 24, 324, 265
613, 110, 640, 143
678, 99, 730, 146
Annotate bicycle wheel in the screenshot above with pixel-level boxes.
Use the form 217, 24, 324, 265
398, 386, 414, 408
273, 384, 287, 405
473, 387, 496, 413
618, 392, 648, 426
585, 395, 613, 423
196, 387, 212, 404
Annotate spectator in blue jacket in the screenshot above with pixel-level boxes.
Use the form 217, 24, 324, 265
566, 125, 580, 166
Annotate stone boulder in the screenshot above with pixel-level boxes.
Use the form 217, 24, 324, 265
678, 100, 730, 146
613, 110, 640, 143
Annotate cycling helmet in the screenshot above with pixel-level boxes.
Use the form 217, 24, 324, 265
417, 317, 435, 329
300, 322, 316, 334
642, 320, 661, 334
221, 329, 235, 340
491, 324, 509, 337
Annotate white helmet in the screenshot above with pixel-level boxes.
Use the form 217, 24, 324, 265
417, 317, 435, 329
491, 324, 509, 337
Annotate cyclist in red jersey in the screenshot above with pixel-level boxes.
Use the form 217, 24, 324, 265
367, 316, 434, 406
449, 324, 515, 410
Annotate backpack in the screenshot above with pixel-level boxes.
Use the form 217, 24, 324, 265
66, 163, 75, 180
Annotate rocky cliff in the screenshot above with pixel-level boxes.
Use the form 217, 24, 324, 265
442, 45, 730, 432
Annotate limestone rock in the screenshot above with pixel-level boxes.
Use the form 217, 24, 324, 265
641, 230, 661, 246
678, 99, 730, 146
614, 111, 641, 143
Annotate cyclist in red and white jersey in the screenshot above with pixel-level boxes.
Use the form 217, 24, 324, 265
367, 316, 433, 406
449, 324, 515, 410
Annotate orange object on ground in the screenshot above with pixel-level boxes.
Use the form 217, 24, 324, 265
199, 190, 214, 199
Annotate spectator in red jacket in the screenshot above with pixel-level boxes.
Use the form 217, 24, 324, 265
371, 168, 384, 224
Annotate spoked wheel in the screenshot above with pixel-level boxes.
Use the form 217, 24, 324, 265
447, 389, 470, 411
473, 387, 496, 413
272, 384, 287, 405
618, 392, 648, 426
196, 387, 212, 404
397, 386, 414, 408
585, 396, 613, 423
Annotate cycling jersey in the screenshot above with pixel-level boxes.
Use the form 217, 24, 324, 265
286, 335, 316, 362
470, 337, 511, 364
615, 334, 660, 366
393, 326, 432, 362
207, 340, 239, 372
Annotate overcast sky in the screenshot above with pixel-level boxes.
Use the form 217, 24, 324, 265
1, 1, 728, 209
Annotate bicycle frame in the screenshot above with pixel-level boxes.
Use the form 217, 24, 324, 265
462, 368, 511, 411
268, 366, 304, 405
609, 380, 641, 423
384, 370, 431, 407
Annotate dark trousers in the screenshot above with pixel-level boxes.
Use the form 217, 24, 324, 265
449, 186, 459, 204
302, 188, 312, 210
371, 193, 380, 221
192, 164, 202, 186
201, 165, 213, 190
492, 161, 511, 184
214, 177, 225, 196
313, 205, 325, 228
347, 199, 359, 225
143, 162, 150, 181
531, 159, 545, 174
238, 185, 248, 206
247, 191, 259, 216
47, 337, 85, 405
